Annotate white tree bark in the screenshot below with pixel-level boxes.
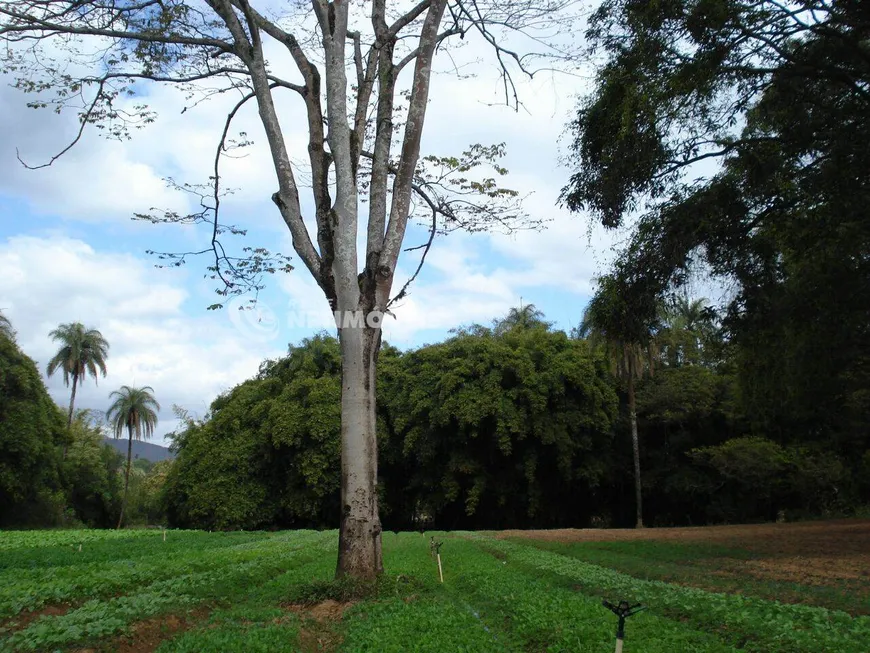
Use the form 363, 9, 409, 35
323, 0, 447, 576
336, 323, 382, 577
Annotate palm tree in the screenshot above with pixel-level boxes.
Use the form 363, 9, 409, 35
46, 323, 110, 435
579, 276, 658, 529
659, 296, 711, 366
107, 385, 160, 529
494, 303, 549, 334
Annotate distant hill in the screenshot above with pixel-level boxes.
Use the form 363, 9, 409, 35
102, 438, 175, 462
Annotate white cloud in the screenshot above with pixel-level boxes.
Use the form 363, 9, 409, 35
0, 12, 625, 416
0, 235, 281, 445
0, 85, 188, 224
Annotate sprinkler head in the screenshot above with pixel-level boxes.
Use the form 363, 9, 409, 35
603, 599, 646, 618
603, 599, 646, 642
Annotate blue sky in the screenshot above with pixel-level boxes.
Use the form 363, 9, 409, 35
0, 14, 622, 444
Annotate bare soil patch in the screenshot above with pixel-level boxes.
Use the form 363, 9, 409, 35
498, 518, 870, 555
73, 606, 211, 653
0, 603, 72, 634
498, 519, 870, 598
283, 600, 353, 652
284, 599, 355, 622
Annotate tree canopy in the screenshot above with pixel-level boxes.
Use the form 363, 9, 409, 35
379, 310, 618, 530
46, 322, 110, 437
0, 323, 66, 525
0, 317, 134, 527
563, 0, 870, 464
164, 334, 344, 530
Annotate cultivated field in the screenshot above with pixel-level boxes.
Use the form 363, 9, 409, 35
1, 520, 868, 652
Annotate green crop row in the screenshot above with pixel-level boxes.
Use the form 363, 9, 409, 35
0, 530, 264, 571
445, 537, 737, 652
0, 529, 175, 550
338, 533, 508, 652
158, 547, 346, 653
2, 530, 336, 651
5, 530, 865, 653
0, 530, 323, 617
473, 535, 870, 653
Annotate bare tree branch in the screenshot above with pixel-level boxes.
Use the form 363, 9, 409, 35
16, 77, 107, 169
0, 4, 233, 50
389, 205, 437, 307
379, 0, 449, 295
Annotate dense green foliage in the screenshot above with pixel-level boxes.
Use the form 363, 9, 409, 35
62, 415, 125, 528
0, 328, 67, 525
159, 304, 863, 531
563, 0, 870, 506
0, 316, 166, 528
4, 301, 861, 532
379, 311, 617, 530
164, 335, 343, 530
1, 528, 867, 652
163, 315, 620, 531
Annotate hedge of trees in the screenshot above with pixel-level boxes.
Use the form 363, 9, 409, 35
160, 305, 868, 531
3, 301, 866, 531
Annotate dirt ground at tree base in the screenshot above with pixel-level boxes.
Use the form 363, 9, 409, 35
496, 519, 870, 593
283, 600, 353, 652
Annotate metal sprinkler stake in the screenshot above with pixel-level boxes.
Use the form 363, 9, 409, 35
602, 600, 645, 653
430, 538, 444, 583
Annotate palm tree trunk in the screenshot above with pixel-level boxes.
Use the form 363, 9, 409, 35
63, 375, 78, 460
117, 424, 133, 529
628, 374, 644, 529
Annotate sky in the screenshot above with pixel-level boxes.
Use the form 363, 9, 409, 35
0, 4, 626, 445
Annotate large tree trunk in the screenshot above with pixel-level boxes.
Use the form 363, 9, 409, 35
335, 323, 383, 578
117, 424, 133, 529
63, 375, 78, 459
628, 375, 644, 529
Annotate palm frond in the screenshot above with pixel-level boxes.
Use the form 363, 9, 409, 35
46, 322, 110, 386
106, 385, 160, 441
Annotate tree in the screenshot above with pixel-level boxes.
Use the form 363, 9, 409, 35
0, 320, 67, 526
1, 0, 572, 577
139, 459, 172, 526
562, 0, 870, 465
492, 303, 549, 335
163, 314, 618, 531
658, 296, 715, 367
107, 385, 160, 529
64, 409, 125, 527
380, 309, 617, 530
164, 335, 342, 530
633, 363, 743, 526
46, 322, 110, 454
579, 275, 657, 528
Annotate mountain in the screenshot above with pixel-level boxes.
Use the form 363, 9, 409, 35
102, 437, 175, 462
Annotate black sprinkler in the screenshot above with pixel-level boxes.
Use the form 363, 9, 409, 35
602, 599, 646, 652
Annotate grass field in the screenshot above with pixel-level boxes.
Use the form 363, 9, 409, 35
1, 521, 868, 652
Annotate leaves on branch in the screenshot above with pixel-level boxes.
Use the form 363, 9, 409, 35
566, 0, 870, 449
2, 0, 582, 308
136, 176, 294, 307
